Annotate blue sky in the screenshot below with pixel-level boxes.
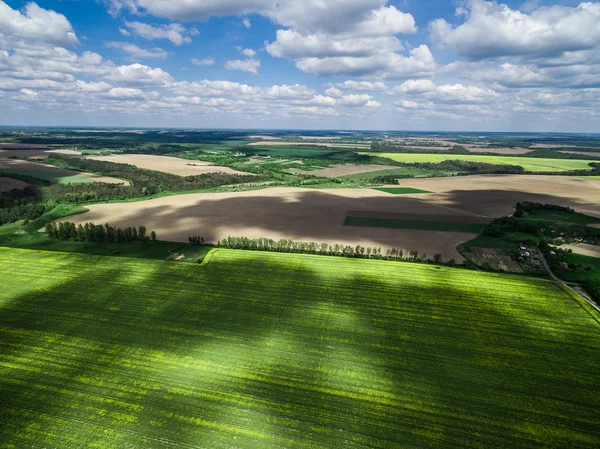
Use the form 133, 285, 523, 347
0, 0, 598, 131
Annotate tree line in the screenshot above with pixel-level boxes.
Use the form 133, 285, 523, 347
45, 221, 157, 243
0, 184, 49, 226
216, 236, 452, 265
42, 156, 264, 203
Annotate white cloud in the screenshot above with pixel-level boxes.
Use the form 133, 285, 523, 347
430, 0, 600, 60
341, 94, 373, 106
324, 87, 343, 98
191, 58, 215, 66
392, 79, 437, 94
242, 18, 251, 28
106, 42, 167, 60
235, 46, 257, 57
124, 21, 193, 46
119, 27, 131, 36
104, 0, 273, 21
335, 80, 387, 91
0, 1, 79, 47
224, 58, 261, 74
296, 45, 435, 80
105, 63, 173, 86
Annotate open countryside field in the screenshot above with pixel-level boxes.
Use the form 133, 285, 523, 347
82, 154, 249, 176
562, 243, 600, 258
362, 152, 597, 172
1, 247, 599, 448
0, 158, 128, 185
0, 149, 82, 159
311, 164, 400, 177
398, 175, 600, 218
60, 187, 487, 261
0, 177, 30, 192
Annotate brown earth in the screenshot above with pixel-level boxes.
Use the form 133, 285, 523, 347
247, 141, 370, 148
0, 143, 50, 149
399, 175, 600, 218
81, 154, 249, 176
562, 243, 600, 258
312, 165, 400, 177
60, 188, 483, 261
0, 149, 81, 159
0, 158, 129, 185
0, 177, 30, 192
559, 151, 600, 158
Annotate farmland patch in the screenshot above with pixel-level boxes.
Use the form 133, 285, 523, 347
0, 248, 599, 448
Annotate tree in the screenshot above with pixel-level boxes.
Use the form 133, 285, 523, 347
138, 225, 147, 240
150, 231, 157, 242
433, 253, 443, 264
45, 223, 53, 237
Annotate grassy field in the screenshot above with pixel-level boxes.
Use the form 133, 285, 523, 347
345, 216, 487, 233
460, 232, 539, 250
338, 167, 458, 184
1, 248, 599, 448
375, 187, 433, 195
361, 153, 597, 172
558, 253, 600, 283
524, 210, 600, 225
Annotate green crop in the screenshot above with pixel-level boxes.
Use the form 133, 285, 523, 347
0, 248, 599, 448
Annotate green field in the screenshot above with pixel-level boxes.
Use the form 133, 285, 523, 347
339, 167, 459, 184
345, 216, 487, 233
361, 153, 597, 172
1, 248, 599, 448
558, 253, 600, 283
523, 210, 600, 225
375, 187, 433, 195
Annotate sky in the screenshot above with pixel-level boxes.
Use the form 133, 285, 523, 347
0, 0, 599, 131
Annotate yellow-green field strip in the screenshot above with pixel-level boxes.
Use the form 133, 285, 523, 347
360, 153, 597, 172
0, 248, 599, 448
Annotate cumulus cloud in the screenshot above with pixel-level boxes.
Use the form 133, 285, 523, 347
224, 58, 261, 74
235, 46, 257, 57
105, 63, 173, 86
430, 0, 600, 60
0, 1, 79, 47
191, 58, 215, 66
334, 80, 387, 91
123, 21, 194, 46
324, 87, 343, 98
106, 42, 167, 60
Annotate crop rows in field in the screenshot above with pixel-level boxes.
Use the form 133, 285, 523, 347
0, 248, 599, 448
361, 152, 597, 172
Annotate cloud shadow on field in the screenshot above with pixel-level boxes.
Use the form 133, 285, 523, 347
0, 249, 599, 447
66, 187, 600, 260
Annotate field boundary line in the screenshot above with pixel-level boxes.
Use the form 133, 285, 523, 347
199, 248, 219, 266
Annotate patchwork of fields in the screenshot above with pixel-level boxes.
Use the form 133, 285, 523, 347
362, 153, 597, 172
0, 248, 599, 448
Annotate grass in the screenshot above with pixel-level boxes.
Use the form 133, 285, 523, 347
460, 232, 539, 250
338, 167, 458, 184
375, 187, 433, 194
558, 253, 600, 283
344, 216, 487, 233
0, 248, 599, 448
361, 153, 597, 172
0, 169, 99, 184
523, 210, 600, 225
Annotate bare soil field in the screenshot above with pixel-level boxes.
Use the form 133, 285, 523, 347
0, 158, 128, 185
0, 177, 30, 192
0, 149, 81, 159
399, 175, 600, 218
0, 143, 50, 149
247, 141, 369, 148
562, 243, 600, 258
81, 154, 248, 176
247, 135, 281, 140
467, 147, 532, 155
62, 188, 484, 261
312, 164, 399, 177
560, 150, 600, 158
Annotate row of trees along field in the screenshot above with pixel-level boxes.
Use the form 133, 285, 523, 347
217, 236, 451, 265
41, 156, 263, 202
45, 221, 156, 243
0, 184, 49, 225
